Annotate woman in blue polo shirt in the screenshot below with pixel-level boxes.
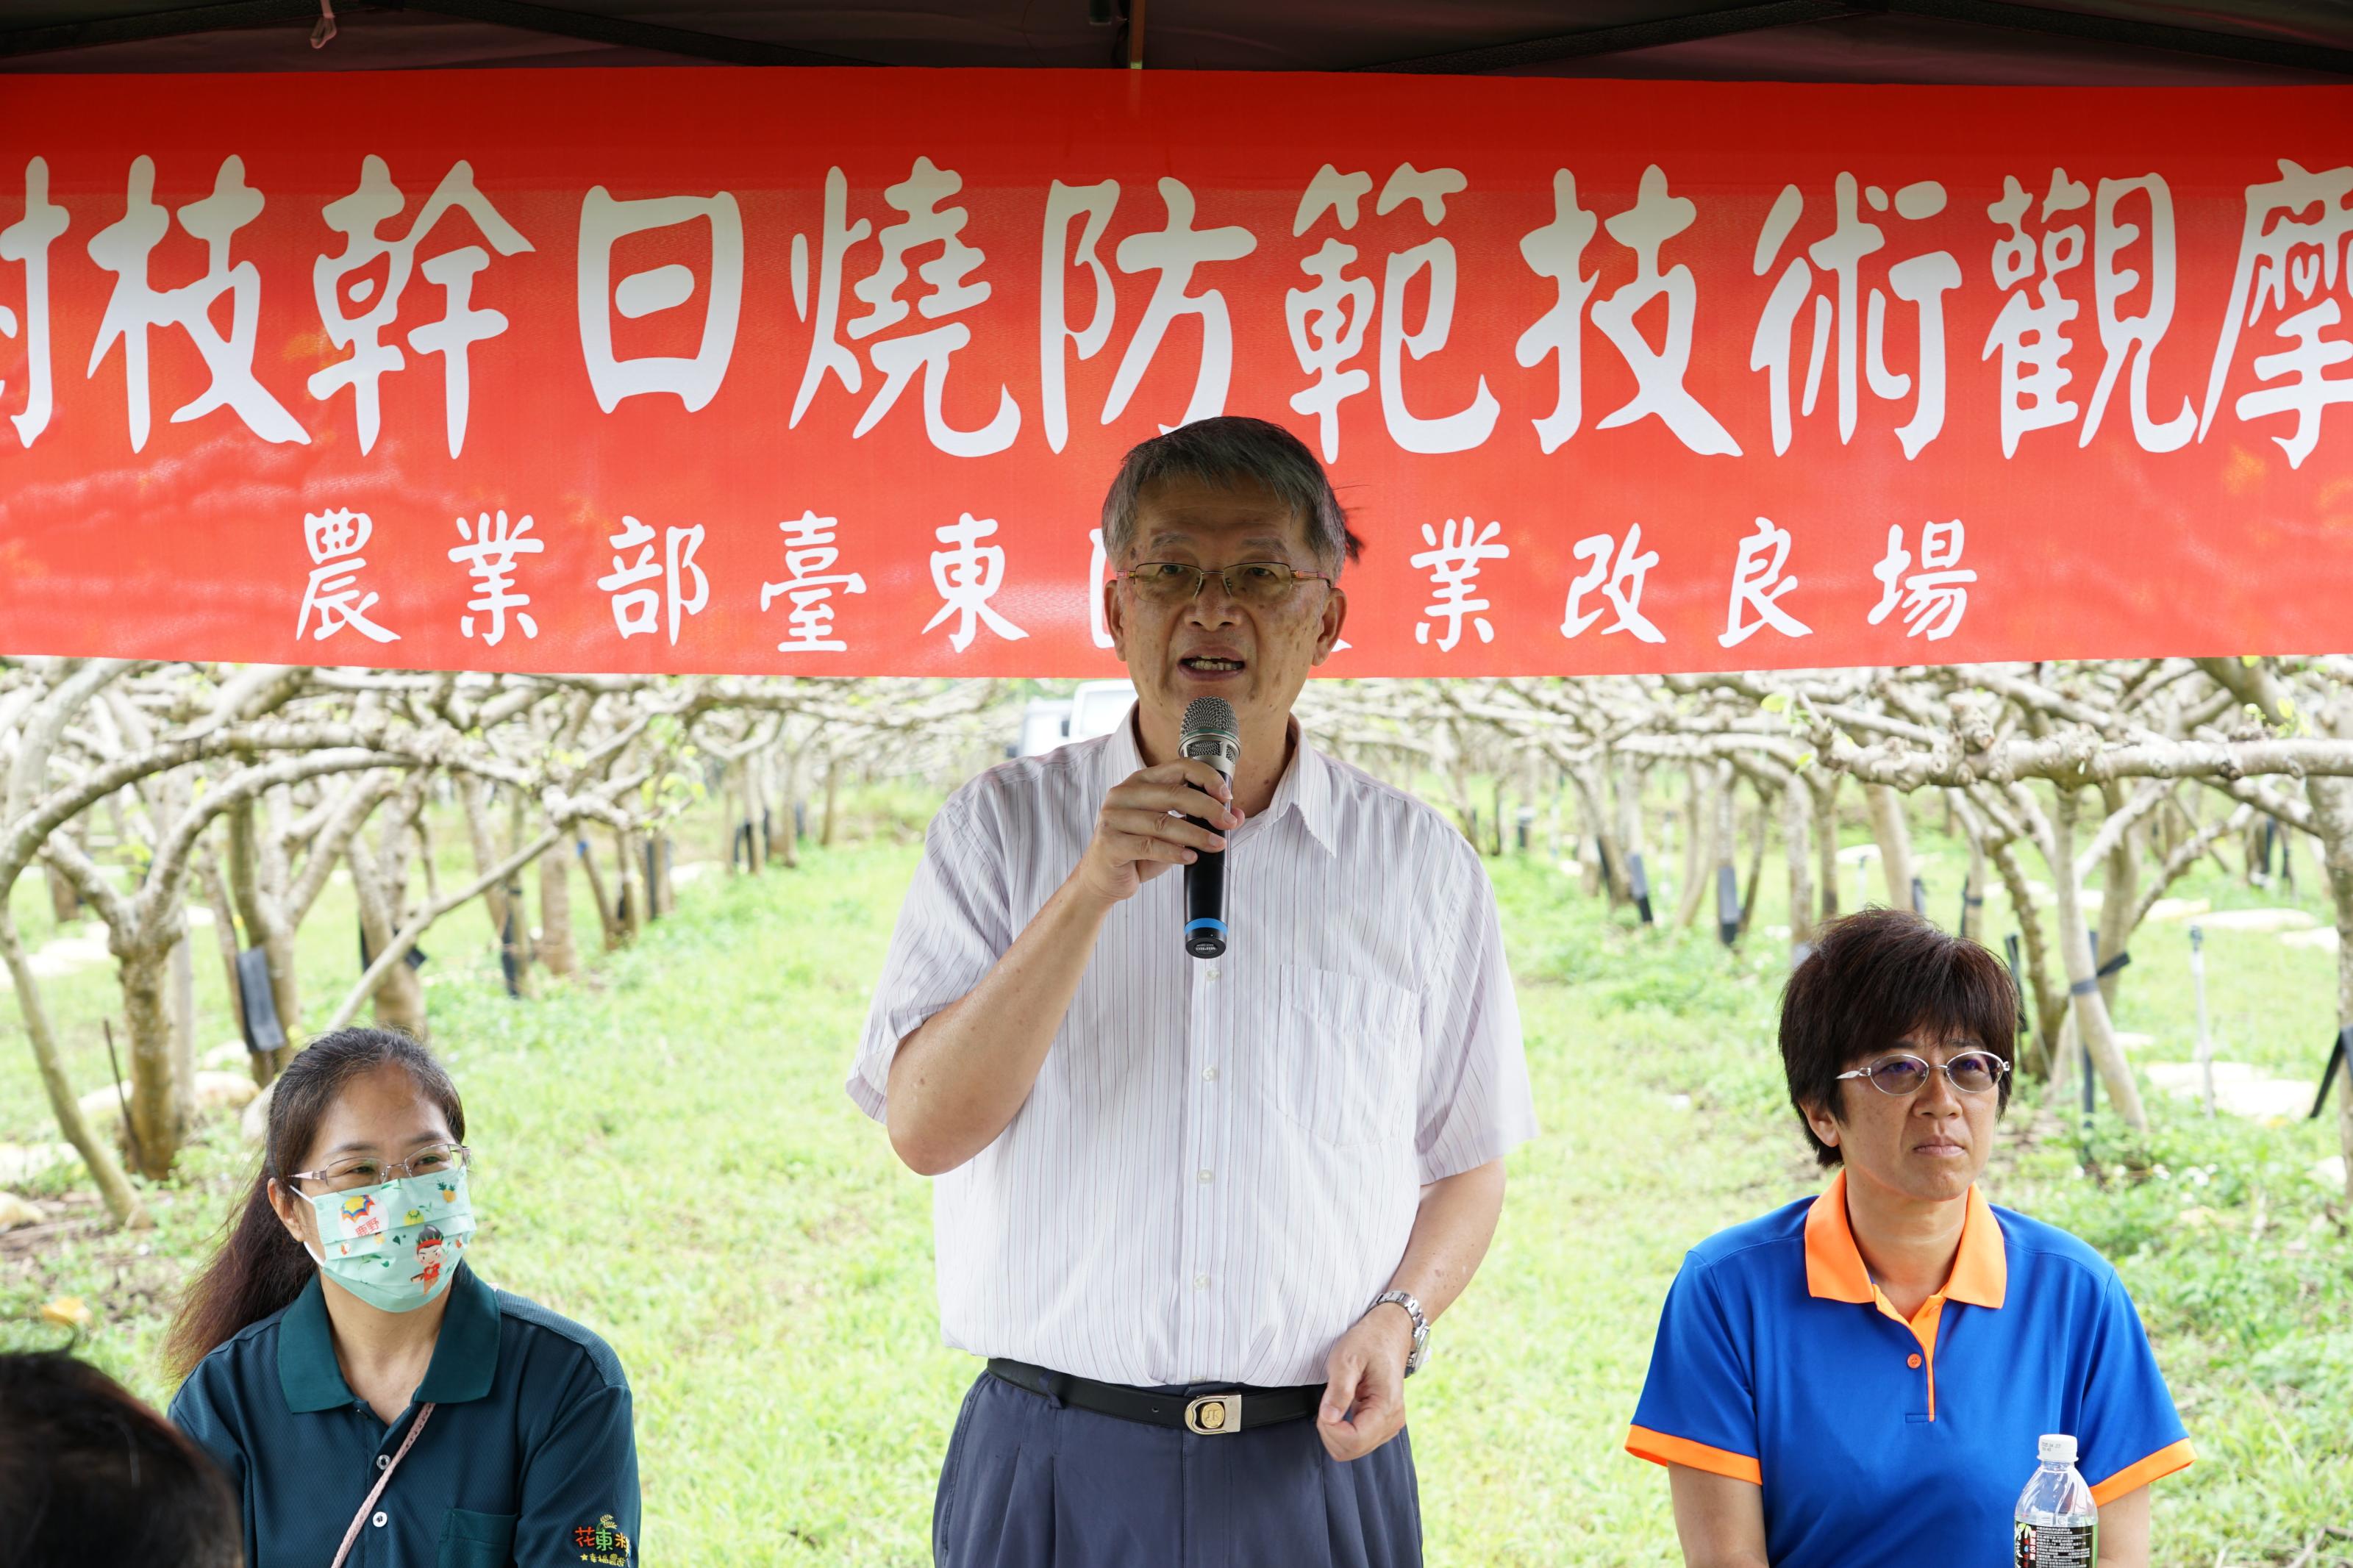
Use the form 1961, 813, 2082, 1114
1627, 908, 2192, 1568
165, 1027, 640, 1568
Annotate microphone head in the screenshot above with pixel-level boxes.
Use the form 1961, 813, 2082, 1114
1179, 696, 1241, 776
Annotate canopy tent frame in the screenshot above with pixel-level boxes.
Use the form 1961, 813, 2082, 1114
1, 0, 2346, 78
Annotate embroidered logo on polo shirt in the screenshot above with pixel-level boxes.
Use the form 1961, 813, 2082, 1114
573, 1514, 632, 1565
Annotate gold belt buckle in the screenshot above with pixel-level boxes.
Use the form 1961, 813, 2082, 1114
1184, 1393, 1241, 1436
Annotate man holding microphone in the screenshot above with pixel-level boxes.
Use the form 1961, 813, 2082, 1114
849, 415, 1536, 1567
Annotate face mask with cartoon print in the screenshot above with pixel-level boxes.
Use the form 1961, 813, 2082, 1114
303, 1168, 476, 1313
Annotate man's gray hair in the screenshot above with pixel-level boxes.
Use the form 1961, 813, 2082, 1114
1099, 416, 1363, 576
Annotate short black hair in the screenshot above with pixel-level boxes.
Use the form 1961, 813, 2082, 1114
0, 1351, 242, 1568
1099, 415, 1365, 574
1779, 908, 2021, 1167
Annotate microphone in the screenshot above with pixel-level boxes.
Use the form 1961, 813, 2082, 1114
1179, 696, 1240, 959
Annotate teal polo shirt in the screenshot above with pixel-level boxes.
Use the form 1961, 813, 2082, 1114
169, 1263, 640, 1568
1627, 1173, 2192, 1568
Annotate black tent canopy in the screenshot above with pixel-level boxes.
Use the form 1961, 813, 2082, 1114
1, 0, 2346, 81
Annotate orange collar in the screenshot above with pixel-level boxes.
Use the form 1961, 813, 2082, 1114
1803, 1170, 2007, 1310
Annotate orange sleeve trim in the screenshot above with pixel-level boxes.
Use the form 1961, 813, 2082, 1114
2090, 1439, 2196, 1506
1625, 1425, 1763, 1486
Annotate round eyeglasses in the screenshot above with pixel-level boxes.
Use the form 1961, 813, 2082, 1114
1117, 561, 1333, 607
285, 1142, 471, 1193
1836, 1051, 2010, 1097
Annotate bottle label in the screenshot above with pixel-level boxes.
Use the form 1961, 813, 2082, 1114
2014, 1521, 2096, 1568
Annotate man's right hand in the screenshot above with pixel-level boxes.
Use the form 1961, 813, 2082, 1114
1072, 759, 1241, 906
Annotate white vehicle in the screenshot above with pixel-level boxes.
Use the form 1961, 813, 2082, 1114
1067, 680, 1137, 742
1015, 697, 1071, 758
1013, 680, 1136, 757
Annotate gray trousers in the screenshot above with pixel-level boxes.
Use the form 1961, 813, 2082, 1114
934, 1370, 1424, 1568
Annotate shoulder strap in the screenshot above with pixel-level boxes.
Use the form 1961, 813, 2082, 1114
328, 1401, 437, 1568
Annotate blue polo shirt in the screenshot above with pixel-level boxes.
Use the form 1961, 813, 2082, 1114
1627, 1173, 2191, 1568
169, 1264, 640, 1568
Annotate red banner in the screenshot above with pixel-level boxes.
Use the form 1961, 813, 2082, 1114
0, 70, 2345, 675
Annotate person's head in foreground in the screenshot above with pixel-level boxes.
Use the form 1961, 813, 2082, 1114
164, 1027, 639, 1568
1099, 413, 1360, 773
0, 1350, 241, 1568
1625, 907, 2193, 1568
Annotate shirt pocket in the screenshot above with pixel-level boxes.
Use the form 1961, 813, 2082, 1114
439, 1508, 518, 1568
1263, 963, 1421, 1149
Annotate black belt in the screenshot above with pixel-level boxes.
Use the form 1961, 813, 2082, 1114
985, 1358, 1324, 1436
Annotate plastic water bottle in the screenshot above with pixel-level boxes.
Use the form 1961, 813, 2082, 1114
2013, 1433, 2099, 1567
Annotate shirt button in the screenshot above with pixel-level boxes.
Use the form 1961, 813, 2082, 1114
376, 1454, 390, 1470
1206, 965, 1221, 981
1193, 1273, 1210, 1290
1907, 1353, 1924, 1369
1197, 1168, 1214, 1184
1202, 1064, 1218, 1081
372, 1512, 388, 1528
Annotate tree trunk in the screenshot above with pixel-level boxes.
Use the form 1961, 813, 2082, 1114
463, 782, 537, 998
168, 931, 196, 1113
777, 742, 803, 870
1571, 773, 1602, 896
461, 781, 510, 944
2306, 691, 2353, 1201
2094, 781, 2140, 1014
538, 837, 579, 977
1957, 795, 1988, 942
1712, 762, 1738, 942
2315, 809, 2353, 1203
507, 787, 546, 960
227, 794, 300, 1070
2047, 789, 2149, 1131
347, 842, 428, 1039
117, 941, 185, 1178
614, 826, 644, 944
651, 832, 677, 915
821, 756, 841, 848
1572, 764, 1627, 903
43, 856, 79, 923
577, 834, 622, 951
1813, 773, 1843, 922
1613, 758, 1646, 885
1988, 837, 2065, 1076
193, 851, 272, 1085
1545, 773, 1563, 867
1785, 774, 1816, 954
0, 908, 150, 1228
1736, 783, 1769, 939
416, 812, 441, 905
1864, 783, 1918, 912
738, 757, 767, 876
1674, 766, 1712, 929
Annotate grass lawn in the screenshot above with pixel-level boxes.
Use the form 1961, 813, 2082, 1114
2, 793, 2348, 1566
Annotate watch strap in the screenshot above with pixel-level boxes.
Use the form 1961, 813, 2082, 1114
1371, 1289, 1429, 1375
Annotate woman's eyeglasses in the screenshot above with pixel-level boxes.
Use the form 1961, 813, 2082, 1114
286, 1143, 471, 1192
1117, 561, 1333, 606
1836, 1051, 2010, 1097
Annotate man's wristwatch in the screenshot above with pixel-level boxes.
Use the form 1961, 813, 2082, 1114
1370, 1290, 1430, 1376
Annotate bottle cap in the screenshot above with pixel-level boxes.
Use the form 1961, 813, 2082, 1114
2038, 1434, 2077, 1464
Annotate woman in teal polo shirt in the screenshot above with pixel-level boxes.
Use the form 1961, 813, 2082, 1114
166, 1027, 640, 1567
1627, 909, 2192, 1568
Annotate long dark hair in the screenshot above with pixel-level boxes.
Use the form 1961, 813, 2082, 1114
165, 1027, 465, 1381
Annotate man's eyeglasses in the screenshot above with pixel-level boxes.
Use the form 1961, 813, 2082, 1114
286, 1143, 471, 1193
1117, 561, 1333, 607
1836, 1051, 2010, 1097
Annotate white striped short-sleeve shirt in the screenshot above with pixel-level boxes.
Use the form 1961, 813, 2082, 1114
849, 709, 1537, 1388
